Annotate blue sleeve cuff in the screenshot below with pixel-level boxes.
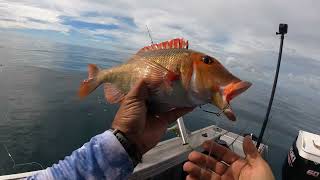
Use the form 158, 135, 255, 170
28, 130, 134, 180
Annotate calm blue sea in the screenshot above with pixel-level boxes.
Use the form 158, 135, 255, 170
0, 34, 319, 179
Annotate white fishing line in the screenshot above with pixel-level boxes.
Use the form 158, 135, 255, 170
2, 144, 44, 170
1, 110, 44, 172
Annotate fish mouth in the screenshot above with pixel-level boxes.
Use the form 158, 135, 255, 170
223, 107, 236, 121
220, 81, 252, 121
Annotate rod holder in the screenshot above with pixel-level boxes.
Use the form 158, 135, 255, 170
177, 117, 189, 145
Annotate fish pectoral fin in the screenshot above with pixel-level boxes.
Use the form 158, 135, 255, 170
142, 60, 179, 90
104, 83, 125, 104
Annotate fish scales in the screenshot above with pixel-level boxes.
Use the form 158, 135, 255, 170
137, 49, 193, 89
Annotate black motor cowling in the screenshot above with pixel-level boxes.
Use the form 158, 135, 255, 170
282, 136, 320, 180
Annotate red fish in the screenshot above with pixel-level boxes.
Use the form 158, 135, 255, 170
79, 38, 251, 121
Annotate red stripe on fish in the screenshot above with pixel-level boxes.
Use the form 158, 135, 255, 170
173, 39, 179, 48
166, 71, 179, 82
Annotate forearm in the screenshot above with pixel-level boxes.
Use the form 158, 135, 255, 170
28, 130, 134, 180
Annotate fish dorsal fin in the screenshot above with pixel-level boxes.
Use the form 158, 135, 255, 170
138, 38, 188, 53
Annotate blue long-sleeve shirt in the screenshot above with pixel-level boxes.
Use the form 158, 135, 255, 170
27, 130, 134, 179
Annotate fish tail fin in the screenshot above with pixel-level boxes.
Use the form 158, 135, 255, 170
78, 64, 101, 98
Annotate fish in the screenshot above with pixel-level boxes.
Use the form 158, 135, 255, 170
78, 38, 251, 121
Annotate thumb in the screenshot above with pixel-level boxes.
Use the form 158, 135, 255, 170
126, 79, 148, 101
243, 136, 259, 165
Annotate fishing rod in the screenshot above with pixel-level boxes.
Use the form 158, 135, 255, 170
256, 24, 288, 148
146, 25, 154, 45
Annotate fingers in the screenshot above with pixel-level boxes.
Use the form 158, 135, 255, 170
186, 175, 198, 180
188, 151, 227, 175
183, 162, 201, 177
243, 136, 259, 164
183, 161, 220, 180
202, 140, 240, 164
126, 79, 148, 101
157, 107, 194, 124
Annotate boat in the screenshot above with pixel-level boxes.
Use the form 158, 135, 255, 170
0, 117, 268, 180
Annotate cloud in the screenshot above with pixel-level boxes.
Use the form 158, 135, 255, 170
70, 16, 120, 26
0, 0, 320, 61
0, 1, 69, 32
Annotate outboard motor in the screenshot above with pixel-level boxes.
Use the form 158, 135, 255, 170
282, 130, 320, 180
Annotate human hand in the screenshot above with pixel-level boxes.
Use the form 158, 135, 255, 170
112, 79, 194, 154
183, 136, 275, 180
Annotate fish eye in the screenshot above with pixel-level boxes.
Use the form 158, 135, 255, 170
201, 55, 213, 64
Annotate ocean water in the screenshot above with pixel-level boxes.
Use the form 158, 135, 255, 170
0, 34, 319, 179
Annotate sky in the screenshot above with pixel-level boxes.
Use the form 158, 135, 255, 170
0, 0, 319, 61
